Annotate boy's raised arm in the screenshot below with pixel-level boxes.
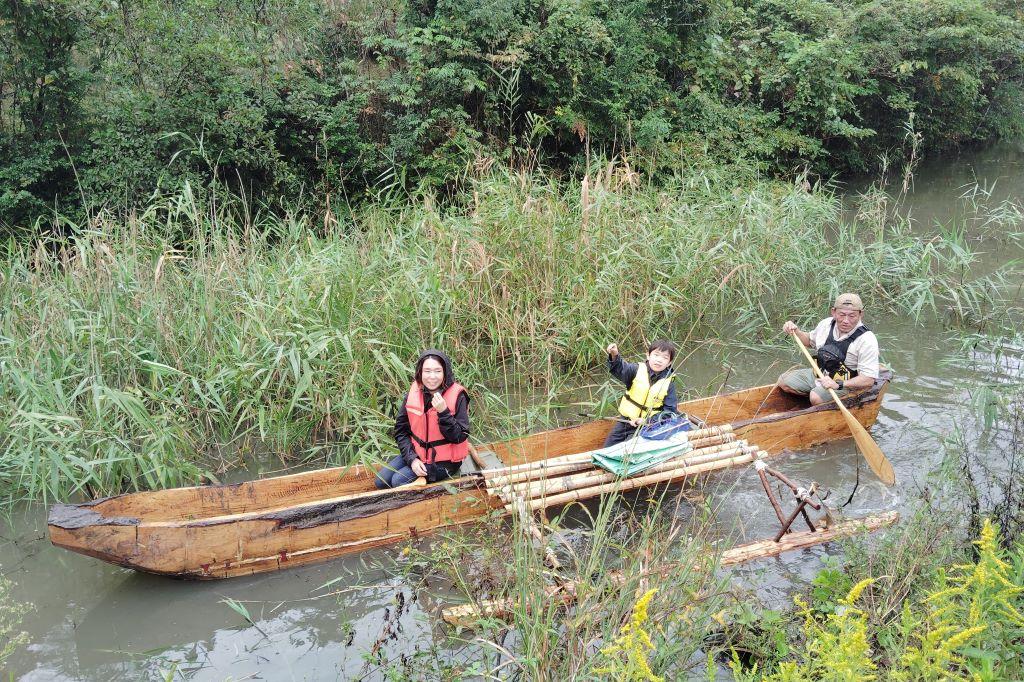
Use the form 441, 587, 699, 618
606, 342, 639, 386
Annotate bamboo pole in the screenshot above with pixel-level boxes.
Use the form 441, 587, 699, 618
440, 512, 900, 627
491, 436, 741, 493
773, 482, 818, 541
486, 452, 593, 478
507, 444, 755, 507
501, 442, 752, 503
480, 424, 735, 479
520, 450, 765, 513
486, 433, 738, 490
491, 438, 749, 501
756, 466, 787, 527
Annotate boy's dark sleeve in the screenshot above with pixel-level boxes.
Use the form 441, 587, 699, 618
393, 395, 418, 465
608, 354, 639, 387
662, 380, 679, 414
437, 393, 470, 444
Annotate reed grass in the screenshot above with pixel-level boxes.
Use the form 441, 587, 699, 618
0, 162, 1016, 504
416, 485, 730, 680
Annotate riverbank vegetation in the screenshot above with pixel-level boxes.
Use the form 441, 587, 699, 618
3, 0, 1024, 229
0, 573, 29, 669
427, 507, 1024, 680
727, 518, 1024, 681
3, 0, 1022, 506
390, 487, 730, 679
1, 163, 1017, 505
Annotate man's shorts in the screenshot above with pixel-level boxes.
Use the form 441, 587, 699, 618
778, 367, 850, 402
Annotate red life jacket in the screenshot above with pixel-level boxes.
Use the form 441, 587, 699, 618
404, 381, 468, 463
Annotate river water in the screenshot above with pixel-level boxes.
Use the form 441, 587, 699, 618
2, 144, 1022, 681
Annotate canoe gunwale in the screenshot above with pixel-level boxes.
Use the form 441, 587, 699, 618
49, 475, 490, 531
731, 368, 892, 431
48, 499, 141, 530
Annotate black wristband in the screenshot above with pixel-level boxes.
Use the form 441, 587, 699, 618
837, 380, 845, 390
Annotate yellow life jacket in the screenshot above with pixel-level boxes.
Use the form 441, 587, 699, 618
618, 365, 673, 421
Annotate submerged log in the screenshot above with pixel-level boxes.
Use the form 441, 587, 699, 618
440, 511, 900, 627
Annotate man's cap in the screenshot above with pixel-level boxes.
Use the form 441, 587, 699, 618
833, 293, 864, 311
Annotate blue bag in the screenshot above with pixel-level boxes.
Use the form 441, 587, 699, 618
639, 412, 693, 440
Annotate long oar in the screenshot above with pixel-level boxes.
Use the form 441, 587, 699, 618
791, 334, 895, 485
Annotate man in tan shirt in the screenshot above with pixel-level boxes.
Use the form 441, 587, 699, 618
777, 293, 880, 405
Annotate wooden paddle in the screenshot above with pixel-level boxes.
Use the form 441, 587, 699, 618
791, 334, 895, 486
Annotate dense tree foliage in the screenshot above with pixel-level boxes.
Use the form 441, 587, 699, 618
2, 0, 1022, 228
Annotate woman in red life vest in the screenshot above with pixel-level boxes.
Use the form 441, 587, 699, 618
374, 349, 471, 489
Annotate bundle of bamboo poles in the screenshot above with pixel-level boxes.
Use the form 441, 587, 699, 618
478, 425, 765, 512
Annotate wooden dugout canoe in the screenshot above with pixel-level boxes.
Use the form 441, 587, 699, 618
48, 370, 891, 579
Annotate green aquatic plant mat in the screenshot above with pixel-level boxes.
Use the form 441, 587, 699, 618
591, 434, 693, 477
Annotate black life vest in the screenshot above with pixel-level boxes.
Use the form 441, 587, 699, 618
816, 320, 870, 380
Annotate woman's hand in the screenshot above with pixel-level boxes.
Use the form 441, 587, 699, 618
782, 320, 800, 335
411, 458, 428, 477
629, 417, 644, 427
606, 343, 619, 358
430, 391, 447, 412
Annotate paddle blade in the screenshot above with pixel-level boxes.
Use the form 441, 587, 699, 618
851, 421, 895, 485
835, 397, 895, 485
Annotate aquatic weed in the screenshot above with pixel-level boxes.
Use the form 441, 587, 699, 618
595, 588, 663, 682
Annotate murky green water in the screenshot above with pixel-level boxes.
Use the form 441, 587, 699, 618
3, 144, 1023, 680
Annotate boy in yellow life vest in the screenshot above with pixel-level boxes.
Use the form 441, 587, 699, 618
603, 339, 679, 446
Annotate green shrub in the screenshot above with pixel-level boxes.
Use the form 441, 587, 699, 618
3, 0, 1022, 228
729, 520, 1024, 681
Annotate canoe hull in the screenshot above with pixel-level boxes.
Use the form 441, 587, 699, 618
48, 372, 890, 578
49, 477, 500, 578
